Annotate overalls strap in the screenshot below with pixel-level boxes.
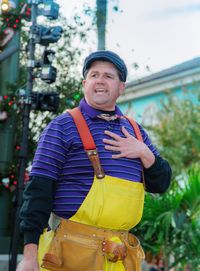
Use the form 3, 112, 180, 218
68, 107, 96, 150
124, 116, 146, 188
124, 117, 143, 142
68, 107, 105, 179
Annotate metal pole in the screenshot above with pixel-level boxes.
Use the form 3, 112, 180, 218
8, 2, 37, 270
96, 0, 107, 50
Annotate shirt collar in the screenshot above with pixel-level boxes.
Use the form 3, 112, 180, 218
79, 98, 123, 119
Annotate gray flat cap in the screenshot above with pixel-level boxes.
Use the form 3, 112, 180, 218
82, 50, 127, 82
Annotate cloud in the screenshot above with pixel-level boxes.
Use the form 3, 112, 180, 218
148, 4, 200, 19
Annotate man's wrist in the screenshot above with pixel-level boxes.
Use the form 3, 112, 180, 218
24, 243, 38, 258
140, 146, 155, 168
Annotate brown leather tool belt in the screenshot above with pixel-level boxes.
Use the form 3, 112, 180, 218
41, 218, 144, 271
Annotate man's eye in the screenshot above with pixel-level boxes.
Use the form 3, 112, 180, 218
91, 74, 97, 77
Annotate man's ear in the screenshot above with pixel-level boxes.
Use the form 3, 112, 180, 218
119, 82, 126, 95
82, 79, 86, 87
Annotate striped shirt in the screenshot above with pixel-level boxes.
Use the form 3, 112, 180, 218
30, 99, 159, 219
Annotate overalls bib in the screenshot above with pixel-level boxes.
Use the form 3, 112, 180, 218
38, 108, 145, 271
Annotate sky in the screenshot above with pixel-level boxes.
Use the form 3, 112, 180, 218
56, 0, 200, 81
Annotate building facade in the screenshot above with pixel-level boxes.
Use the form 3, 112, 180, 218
117, 57, 200, 125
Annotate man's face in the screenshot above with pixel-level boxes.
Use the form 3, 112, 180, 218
82, 61, 125, 111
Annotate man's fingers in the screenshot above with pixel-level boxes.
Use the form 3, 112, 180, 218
105, 145, 119, 151
112, 154, 123, 159
121, 126, 130, 137
103, 138, 120, 146
104, 130, 121, 140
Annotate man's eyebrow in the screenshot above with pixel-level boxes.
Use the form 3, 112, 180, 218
89, 70, 98, 73
104, 72, 115, 77
89, 70, 115, 75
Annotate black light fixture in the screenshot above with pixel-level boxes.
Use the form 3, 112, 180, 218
40, 49, 57, 84
39, 0, 59, 20
31, 91, 59, 112
34, 25, 63, 46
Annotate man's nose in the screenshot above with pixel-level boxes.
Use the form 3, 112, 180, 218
96, 75, 105, 83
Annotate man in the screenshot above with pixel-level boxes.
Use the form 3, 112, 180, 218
17, 50, 171, 271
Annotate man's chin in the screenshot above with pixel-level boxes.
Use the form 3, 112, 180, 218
93, 102, 114, 111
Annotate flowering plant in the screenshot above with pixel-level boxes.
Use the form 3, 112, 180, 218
0, 0, 31, 49
0, 95, 21, 192
0, 95, 18, 121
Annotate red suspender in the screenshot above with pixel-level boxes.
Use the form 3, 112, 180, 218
124, 116, 143, 142
68, 107, 105, 178
68, 107, 96, 150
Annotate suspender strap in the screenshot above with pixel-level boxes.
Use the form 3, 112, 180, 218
124, 116, 145, 188
68, 107, 105, 179
68, 107, 96, 150
124, 116, 143, 142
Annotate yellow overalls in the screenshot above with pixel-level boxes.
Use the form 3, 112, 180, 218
38, 108, 145, 271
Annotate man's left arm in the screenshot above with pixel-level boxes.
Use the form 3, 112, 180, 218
137, 139, 172, 193
143, 155, 172, 193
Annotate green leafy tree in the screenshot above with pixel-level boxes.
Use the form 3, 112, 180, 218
146, 92, 200, 177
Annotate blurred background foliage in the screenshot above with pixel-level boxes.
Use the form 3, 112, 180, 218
146, 92, 200, 177
133, 92, 200, 270
133, 164, 200, 270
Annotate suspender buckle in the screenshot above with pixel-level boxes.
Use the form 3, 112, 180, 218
86, 149, 105, 179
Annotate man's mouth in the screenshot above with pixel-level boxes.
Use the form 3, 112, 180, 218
95, 88, 106, 93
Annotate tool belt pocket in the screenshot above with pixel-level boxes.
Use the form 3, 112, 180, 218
61, 234, 101, 271
41, 230, 63, 271
124, 233, 145, 271
41, 225, 103, 271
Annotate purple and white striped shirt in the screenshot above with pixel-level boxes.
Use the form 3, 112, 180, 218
30, 99, 159, 219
